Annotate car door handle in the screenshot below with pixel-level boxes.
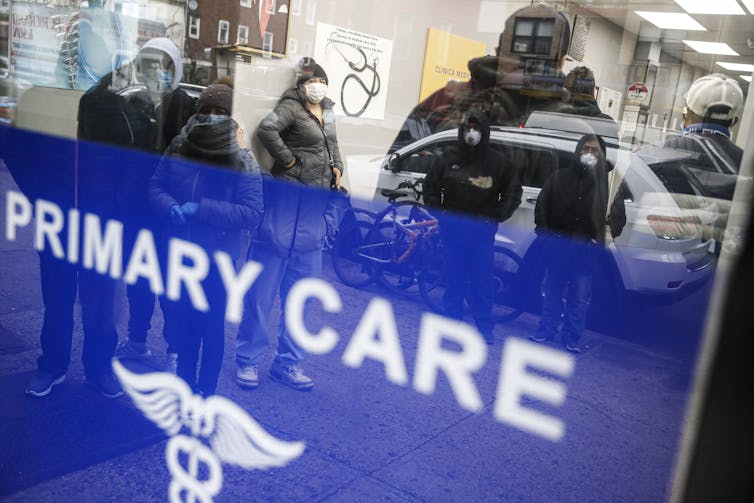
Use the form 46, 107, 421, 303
526, 196, 538, 203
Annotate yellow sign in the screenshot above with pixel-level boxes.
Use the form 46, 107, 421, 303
419, 28, 488, 102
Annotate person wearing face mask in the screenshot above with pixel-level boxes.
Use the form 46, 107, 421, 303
234, 57, 344, 391
423, 109, 522, 344
149, 83, 263, 396
532, 133, 626, 353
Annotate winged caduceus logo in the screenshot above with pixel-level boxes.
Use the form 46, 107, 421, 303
112, 360, 305, 503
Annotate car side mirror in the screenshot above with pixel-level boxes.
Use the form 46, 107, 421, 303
388, 152, 401, 173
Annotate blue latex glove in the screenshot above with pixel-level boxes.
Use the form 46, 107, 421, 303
170, 205, 186, 225
181, 202, 199, 217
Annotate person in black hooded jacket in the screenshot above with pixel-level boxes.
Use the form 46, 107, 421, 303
423, 109, 522, 343
531, 133, 626, 353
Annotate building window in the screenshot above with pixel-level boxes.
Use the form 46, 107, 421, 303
512, 18, 554, 55
306, 0, 316, 26
265, 0, 277, 15
218, 20, 230, 44
240, 0, 251, 7
288, 38, 298, 54
188, 16, 200, 39
263, 32, 274, 53
291, 0, 302, 16
237, 25, 249, 45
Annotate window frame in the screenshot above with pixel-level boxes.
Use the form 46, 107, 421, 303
237, 24, 249, 45
218, 20, 230, 45
188, 16, 200, 40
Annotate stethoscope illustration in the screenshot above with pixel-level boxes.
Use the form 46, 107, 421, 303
326, 37, 381, 117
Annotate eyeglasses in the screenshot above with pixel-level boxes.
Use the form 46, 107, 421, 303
581, 145, 601, 154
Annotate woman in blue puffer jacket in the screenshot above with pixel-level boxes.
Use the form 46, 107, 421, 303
149, 83, 263, 396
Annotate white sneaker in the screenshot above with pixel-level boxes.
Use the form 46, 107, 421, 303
166, 353, 178, 374
236, 365, 259, 389
269, 363, 313, 391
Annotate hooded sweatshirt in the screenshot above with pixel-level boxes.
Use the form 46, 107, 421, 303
423, 109, 522, 221
535, 133, 625, 243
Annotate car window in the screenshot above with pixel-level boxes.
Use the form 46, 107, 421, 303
648, 161, 705, 197
395, 141, 454, 174
491, 141, 558, 188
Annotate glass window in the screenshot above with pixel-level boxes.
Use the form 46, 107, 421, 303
218, 20, 230, 44
263, 31, 274, 53
240, 0, 251, 7
265, 0, 277, 15
237, 25, 249, 45
188, 16, 200, 39
513, 18, 554, 55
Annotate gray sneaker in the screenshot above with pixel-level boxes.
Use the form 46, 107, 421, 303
86, 372, 124, 398
115, 339, 151, 359
26, 371, 66, 397
236, 365, 259, 389
269, 363, 313, 391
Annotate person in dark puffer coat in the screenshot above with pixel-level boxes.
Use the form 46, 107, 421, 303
149, 83, 263, 396
235, 57, 343, 392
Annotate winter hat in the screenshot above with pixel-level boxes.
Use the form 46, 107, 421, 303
197, 84, 233, 114
685, 73, 744, 121
296, 57, 328, 86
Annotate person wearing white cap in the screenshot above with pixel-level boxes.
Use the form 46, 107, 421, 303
667, 73, 745, 183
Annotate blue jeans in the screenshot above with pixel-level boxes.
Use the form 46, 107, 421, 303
235, 245, 322, 367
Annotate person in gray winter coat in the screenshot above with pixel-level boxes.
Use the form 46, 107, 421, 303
235, 58, 343, 392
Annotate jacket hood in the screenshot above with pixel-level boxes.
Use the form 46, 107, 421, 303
458, 109, 491, 151
468, 55, 499, 90
572, 133, 610, 172
141, 37, 182, 90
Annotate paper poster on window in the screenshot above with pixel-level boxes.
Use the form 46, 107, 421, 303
597, 87, 622, 121
313, 22, 393, 120
11, 3, 139, 91
419, 28, 487, 102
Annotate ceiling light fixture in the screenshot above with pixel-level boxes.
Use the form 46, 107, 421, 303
683, 40, 739, 55
716, 62, 754, 72
635, 11, 706, 31
674, 0, 746, 15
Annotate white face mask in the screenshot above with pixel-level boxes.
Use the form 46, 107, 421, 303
464, 129, 482, 147
109, 64, 134, 93
580, 152, 598, 168
304, 82, 328, 103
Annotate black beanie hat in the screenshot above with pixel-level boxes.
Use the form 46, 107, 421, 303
197, 84, 233, 114
296, 57, 328, 87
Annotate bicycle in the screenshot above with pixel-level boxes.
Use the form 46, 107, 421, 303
331, 179, 438, 292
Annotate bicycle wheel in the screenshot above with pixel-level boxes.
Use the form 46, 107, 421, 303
374, 221, 418, 294
418, 249, 450, 314
331, 220, 378, 288
491, 246, 524, 322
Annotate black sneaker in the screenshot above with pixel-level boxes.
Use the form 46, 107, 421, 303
565, 342, 583, 354
529, 333, 550, 343
87, 372, 124, 398
26, 371, 66, 397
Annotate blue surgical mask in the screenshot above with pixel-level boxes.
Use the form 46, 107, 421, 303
144, 69, 173, 94
196, 114, 227, 125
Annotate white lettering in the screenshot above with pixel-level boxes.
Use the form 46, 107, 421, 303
215, 252, 262, 323
166, 238, 209, 311
342, 298, 408, 386
285, 278, 342, 354
413, 313, 486, 413
494, 338, 574, 441
123, 229, 164, 295
67, 208, 80, 264
5, 190, 31, 242
34, 198, 65, 258
82, 214, 123, 278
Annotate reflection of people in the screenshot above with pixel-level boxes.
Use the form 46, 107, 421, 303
85, 38, 195, 369
235, 58, 343, 391
149, 84, 263, 396
389, 4, 572, 152
531, 134, 626, 353
664, 73, 744, 200
423, 110, 522, 343
563, 66, 613, 120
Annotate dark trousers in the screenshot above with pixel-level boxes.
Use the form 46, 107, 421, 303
537, 238, 595, 345
440, 218, 497, 338
168, 266, 226, 395
36, 250, 119, 379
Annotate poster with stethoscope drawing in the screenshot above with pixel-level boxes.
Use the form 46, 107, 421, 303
313, 22, 393, 120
